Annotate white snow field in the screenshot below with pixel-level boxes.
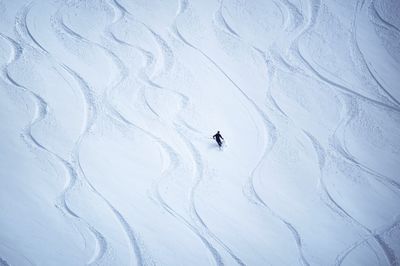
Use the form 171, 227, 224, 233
0, 0, 399, 265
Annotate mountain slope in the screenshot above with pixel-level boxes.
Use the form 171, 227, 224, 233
0, 0, 399, 265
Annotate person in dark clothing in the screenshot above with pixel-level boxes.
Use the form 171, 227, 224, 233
213, 131, 224, 148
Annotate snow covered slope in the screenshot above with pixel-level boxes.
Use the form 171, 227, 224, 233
0, 0, 399, 265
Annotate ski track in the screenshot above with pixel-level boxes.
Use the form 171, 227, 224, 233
0, 27, 104, 260
220, 7, 400, 264
328, 93, 400, 264
54, 8, 152, 265
15, 1, 49, 54
1, 0, 399, 265
304, 129, 383, 266
214, 0, 239, 38
173, 0, 313, 265
212, 2, 311, 265
104, 2, 226, 264
331, 98, 400, 196
171, 11, 262, 140
214, 0, 398, 264
105, 99, 224, 266
330, 101, 400, 264
213, 0, 291, 121
352, 0, 400, 108
107, 18, 221, 266
60, 1, 228, 264
255, 49, 289, 119
341, 0, 400, 190
24, 3, 109, 260
13, 1, 148, 265
0, 36, 101, 265
287, 0, 400, 115
107, 1, 250, 264
172, 0, 316, 264
110, 0, 399, 264
170, 1, 274, 264
107, 32, 163, 118
282, 0, 399, 264
334, 220, 400, 266
369, 0, 400, 35
2, 4, 114, 264
145, 27, 175, 76
176, 126, 245, 266
59, 64, 111, 265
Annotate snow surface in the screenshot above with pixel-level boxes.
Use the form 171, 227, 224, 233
0, 0, 399, 265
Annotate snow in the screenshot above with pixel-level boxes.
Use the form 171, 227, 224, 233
0, 0, 399, 265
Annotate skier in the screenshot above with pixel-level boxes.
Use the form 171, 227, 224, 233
213, 131, 224, 149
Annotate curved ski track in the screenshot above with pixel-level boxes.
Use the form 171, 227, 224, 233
276, 0, 400, 264
105, 2, 227, 265
1, 0, 399, 265
0, 39, 102, 266
10, 1, 148, 265
212, 1, 311, 265
108, 1, 249, 265
212, 0, 400, 264
53, 8, 152, 265
107, 22, 227, 266
58, 1, 237, 264
9, 2, 118, 265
